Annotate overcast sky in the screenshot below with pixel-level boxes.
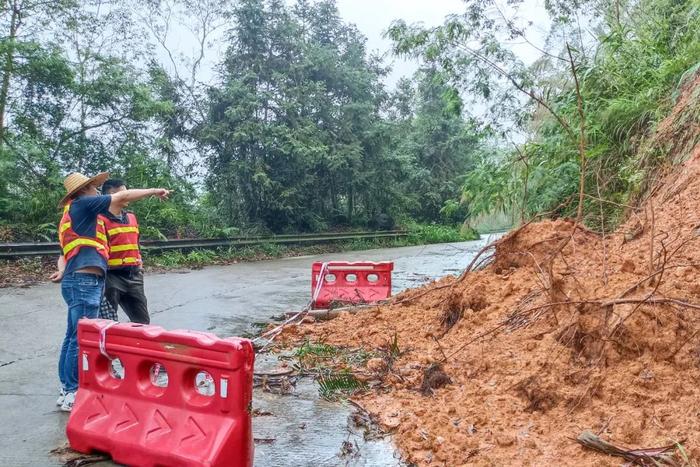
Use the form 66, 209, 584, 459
150, 0, 552, 90
334, 0, 465, 87
337, 0, 551, 87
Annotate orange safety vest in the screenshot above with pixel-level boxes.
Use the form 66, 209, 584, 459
101, 212, 142, 268
58, 200, 109, 261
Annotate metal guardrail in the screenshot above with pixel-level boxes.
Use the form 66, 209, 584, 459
0, 230, 409, 259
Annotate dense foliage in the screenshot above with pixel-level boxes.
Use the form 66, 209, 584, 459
389, 0, 700, 230
1, 0, 698, 241
0, 0, 481, 240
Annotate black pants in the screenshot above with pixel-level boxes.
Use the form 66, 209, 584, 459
105, 268, 150, 324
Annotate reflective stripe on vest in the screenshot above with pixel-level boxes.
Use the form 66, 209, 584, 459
102, 212, 142, 267
107, 226, 139, 236
109, 243, 139, 253
58, 201, 109, 261
62, 238, 106, 256
61, 222, 107, 243
108, 257, 140, 266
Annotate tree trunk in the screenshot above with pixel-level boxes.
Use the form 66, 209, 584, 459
330, 173, 338, 211
347, 185, 354, 223
0, 1, 20, 146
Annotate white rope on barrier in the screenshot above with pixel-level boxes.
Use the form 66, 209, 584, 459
99, 321, 119, 360
253, 262, 329, 349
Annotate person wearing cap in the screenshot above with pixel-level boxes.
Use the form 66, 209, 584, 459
99, 178, 150, 324
50, 171, 170, 412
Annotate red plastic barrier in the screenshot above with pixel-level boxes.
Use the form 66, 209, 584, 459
67, 319, 254, 467
311, 261, 393, 309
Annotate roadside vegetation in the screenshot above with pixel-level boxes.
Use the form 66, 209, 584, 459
0, 0, 488, 242
145, 222, 479, 268
388, 0, 700, 231
288, 337, 405, 401
1, 0, 698, 248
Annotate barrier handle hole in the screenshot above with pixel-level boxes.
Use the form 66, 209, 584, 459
195, 371, 215, 397
110, 358, 125, 380
323, 273, 336, 283
150, 363, 168, 387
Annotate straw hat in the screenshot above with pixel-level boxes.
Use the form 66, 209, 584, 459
59, 172, 109, 207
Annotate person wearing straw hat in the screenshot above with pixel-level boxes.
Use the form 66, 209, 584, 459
50, 171, 170, 411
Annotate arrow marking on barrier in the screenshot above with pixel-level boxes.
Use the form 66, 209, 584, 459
115, 402, 139, 432
145, 409, 172, 441
84, 394, 110, 428
180, 416, 206, 445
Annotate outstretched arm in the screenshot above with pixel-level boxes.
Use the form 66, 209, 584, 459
110, 188, 171, 211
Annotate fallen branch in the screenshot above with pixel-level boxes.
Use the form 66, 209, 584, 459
649, 199, 655, 275
583, 193, 642, 213
347, 398, 371, 414
594, 167, 609, 286
604, 296, 700, 310
567, 42, 587, 224
457, 236, 503, 282
49, 444, 108, 467
515, 296, 700, 317
619, 230, 695, 298
289, 307, 360, 321
443, 320, 510, 361
575, 430, 683, 466
254, 369, 295, 377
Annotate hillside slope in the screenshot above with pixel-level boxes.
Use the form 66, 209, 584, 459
286, 73, 700, 465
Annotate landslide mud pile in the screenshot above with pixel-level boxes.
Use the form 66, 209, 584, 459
285, 74, 700, 466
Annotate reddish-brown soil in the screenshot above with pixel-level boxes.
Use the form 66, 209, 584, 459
283, 77, 700, 465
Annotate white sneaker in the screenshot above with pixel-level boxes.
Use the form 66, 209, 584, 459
60, 391, 76, 412
56, 389, 66, 406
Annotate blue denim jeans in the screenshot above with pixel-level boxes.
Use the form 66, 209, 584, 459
59, 272, 104, 392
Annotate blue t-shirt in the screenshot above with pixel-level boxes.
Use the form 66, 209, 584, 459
63, 194, 112, 275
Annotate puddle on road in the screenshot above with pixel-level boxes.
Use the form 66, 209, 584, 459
253, 353, 404, 467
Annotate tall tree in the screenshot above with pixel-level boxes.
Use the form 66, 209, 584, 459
389, 69, 483, 222
202, 0, 399, 231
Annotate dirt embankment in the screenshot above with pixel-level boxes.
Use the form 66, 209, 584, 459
284, 75, 700, 465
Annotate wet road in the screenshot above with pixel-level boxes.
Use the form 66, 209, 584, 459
0, 234, 502, 466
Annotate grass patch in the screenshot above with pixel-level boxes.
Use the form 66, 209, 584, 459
293, 340, 374, 370
291, 339, 373, 400
294, 341, 341, 360
144, 242, 291, 269
147, 249, 218, 268
386, 333, 401, 360
406, 223, 480, 244
318, 370, 368, 401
